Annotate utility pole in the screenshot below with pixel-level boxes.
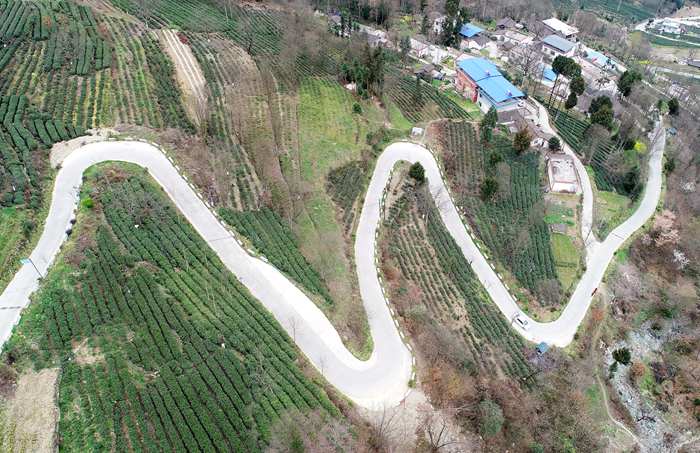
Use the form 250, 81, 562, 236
20, 258, 42, 279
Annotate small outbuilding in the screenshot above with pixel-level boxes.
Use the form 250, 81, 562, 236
536, 342, 549, 354
546, 154, 579, 193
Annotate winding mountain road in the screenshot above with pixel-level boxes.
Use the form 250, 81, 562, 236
0, 119, 664, 407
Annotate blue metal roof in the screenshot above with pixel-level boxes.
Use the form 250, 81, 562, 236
537, 342, 549, 353
543, 35, 575, 54
457, 58, 524, 103
587, 51, 616, 68
460, 23, 484, 38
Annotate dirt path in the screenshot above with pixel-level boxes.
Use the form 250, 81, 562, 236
590, 287, 641, 450
50, 128, 116, 168
0, 368, 60, 453
157, 29, 206, 120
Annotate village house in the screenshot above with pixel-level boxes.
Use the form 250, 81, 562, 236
496, 17, 517, 30
508, 117, 553, 148
542, 17, 579, 41
661, 19, 686, 34
502, 29, 533, 46
459, 23, 485, 50
410, 35, 430, 57
429, 12, 447, 34
542, 35, 576, 57
455, 57, 524, 113
546, 154, 580, 193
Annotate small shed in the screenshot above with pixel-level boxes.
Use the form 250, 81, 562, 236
411, 127, 424, 136
536, 342, 549, 354
551, 223, 567, 234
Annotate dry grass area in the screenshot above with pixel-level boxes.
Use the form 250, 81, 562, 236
0, 368, 60, 453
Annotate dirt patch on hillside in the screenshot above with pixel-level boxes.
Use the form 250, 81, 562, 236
50, 128, 117, 168
0, 368, 60, 453
157, 29, 205, 124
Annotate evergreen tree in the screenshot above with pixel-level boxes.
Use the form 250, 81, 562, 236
409, 162, 426, 183
668, 97, 680, 116
513, 128, 532, 155
477, 401, 504, 437
412, 76, 422, 105
421, 15, 429, 35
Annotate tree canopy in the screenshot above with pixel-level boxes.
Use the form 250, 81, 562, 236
590, 105, 613, 130
668, 97, 680, 116
480, 177, 500, 200
513, 128, 533, 155
588, 95, 613, 116
409, 162, 426, 183
477, 401, 504, 438
549, 136, 560, 151
617, 70, 642, 97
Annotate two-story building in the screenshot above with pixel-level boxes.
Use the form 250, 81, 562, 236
455, 57, 524, 113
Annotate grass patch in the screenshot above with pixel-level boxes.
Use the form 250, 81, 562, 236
552, 233, 579, 291
388, 103, 413, 131
597, 190, 638, 240
297, 77, 366, 184
443, 90, 483, 118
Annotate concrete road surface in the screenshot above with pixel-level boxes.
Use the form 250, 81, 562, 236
0, 121, 664, 405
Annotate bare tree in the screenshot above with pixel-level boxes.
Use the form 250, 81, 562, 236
511, 45, 542, 90
582, 124, 609, 164
239, 17, 255, 54
287, 316, 303, 342
416, 405, 465, 452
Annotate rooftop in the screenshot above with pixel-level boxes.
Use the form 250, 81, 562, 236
471, 35, 491, 46
497, 18, 517, 29
460, 23, 485, 38
543, 34, 575, 53
542, 18, 579, 36
547, 154, 578, 184
457, 58, 524, 103
551, 223, 568, 234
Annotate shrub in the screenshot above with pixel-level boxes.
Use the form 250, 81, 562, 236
488, 151, 503, 167
477, 400, 503, 438
612, 347, 631, 366
23, 220, 35, 238
352, 102, 362, 114
668, 97, 680, 116
408, 162, 425, 183
480, 177, 499, 200
81, 197, 95, 209
548, 136, 560, 151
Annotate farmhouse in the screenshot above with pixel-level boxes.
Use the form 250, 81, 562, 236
459, 23, 485, 42
508, 117, 553, 148
455, 57, 524, 113
410, 35, 430, 57
542, 17, 579, 41
466, 35, 492, 50
542, 35, 576, 57
496, 17, 517, 30
661, 19, 685, 34
503, 30, 533, 45
429, 12, 447, 34
546, 154, 580, 193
